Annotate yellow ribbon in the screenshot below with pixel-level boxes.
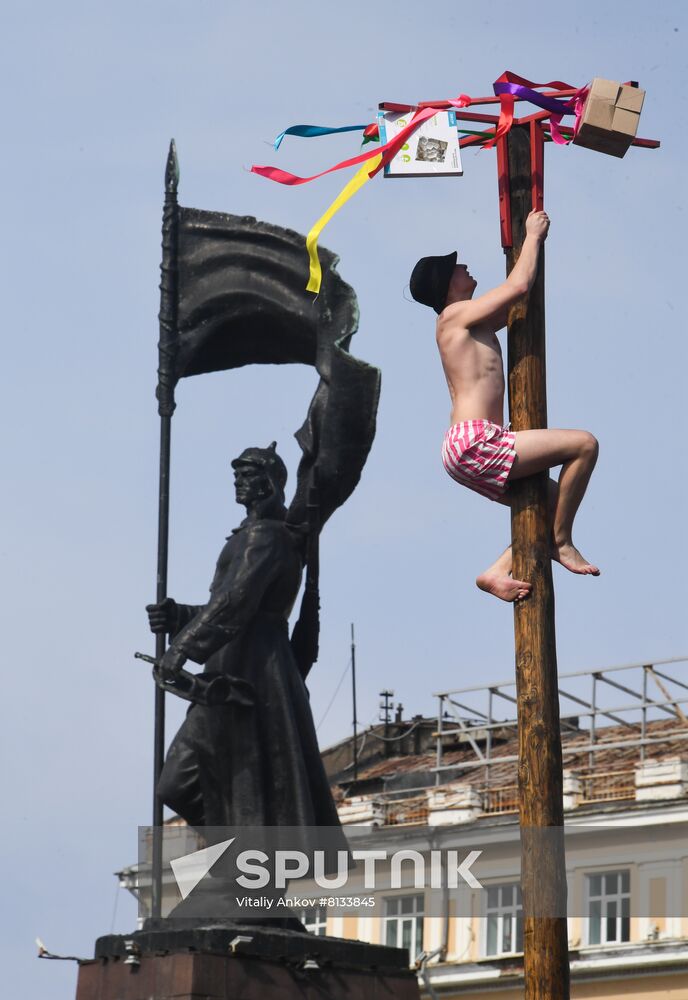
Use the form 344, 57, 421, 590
306, 153, 383, 294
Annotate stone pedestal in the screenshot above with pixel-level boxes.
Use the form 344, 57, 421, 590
76, 925, 421, 1000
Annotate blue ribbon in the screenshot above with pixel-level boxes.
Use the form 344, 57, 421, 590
274, 124, 369, 151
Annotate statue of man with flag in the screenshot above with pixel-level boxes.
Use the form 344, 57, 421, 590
146, 442, 341, 836
142, 145, 380, 919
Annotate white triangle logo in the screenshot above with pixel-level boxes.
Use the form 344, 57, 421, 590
169, 837, 236, 900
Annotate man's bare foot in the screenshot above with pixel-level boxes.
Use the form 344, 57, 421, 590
552, 541, 600, 576
476, 571, 532, 603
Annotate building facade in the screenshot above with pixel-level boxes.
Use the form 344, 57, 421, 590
120, 658, 688, 998
308, 658, 688, 997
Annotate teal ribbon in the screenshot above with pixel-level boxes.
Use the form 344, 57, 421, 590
274, 124, 369, 151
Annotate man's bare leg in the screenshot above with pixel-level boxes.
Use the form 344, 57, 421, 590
475, 480, 557, 602
509, 429, 600, 575
476, 546, 532, 603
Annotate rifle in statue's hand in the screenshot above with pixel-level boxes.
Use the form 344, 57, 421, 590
289, 467, 320, 680
134, 652, 254, 708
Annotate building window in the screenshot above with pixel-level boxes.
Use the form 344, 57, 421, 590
587, 870, 630, 945
384, 894, 424, 963
485, 883, 523, 956
299, 905, 328, 936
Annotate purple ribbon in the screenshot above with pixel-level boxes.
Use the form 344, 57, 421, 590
493, 82, 576, 117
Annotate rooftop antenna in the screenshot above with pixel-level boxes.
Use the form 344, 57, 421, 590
351, 623, 358, 780
379, 689, 395, 754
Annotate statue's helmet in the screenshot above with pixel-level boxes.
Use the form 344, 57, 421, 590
231, 442, 288, 501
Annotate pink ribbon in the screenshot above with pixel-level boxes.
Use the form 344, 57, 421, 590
252, 106, 441, 186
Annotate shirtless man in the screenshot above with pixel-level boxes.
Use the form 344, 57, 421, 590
410, 210, 599, 603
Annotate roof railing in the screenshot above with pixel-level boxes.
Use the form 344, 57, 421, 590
434, 657, 688, 783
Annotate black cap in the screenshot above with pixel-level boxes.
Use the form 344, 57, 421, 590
409, 251, 458, 314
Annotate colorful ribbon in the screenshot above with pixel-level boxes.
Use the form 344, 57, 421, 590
486, 72, 587, 147
306, 154, 383, 293
252, 105, 439, 187
273, 123, 372, 151
251, 81, 585, 293
253, 107, 443, 292
362, 123, 380, 144
300, 107, 441, 293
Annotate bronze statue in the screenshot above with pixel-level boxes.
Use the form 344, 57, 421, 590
142, 145, 380, 920
146, 443, 341, 832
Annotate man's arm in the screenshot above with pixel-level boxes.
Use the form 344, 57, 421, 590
450, 211, 549, 329
159, 522, 285, 673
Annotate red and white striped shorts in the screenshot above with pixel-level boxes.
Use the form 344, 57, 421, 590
441, 420, 516, 501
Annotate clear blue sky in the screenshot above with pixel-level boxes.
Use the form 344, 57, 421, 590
2, 1, 685, 995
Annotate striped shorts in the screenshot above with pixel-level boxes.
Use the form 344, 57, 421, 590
441, 419, 516, 501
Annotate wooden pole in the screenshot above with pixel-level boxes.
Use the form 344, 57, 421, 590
505, 124, 570, 999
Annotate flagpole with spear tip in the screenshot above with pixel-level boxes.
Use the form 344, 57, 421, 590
150, 139, 179, 920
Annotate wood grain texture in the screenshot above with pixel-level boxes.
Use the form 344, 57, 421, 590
506, 124, 570, 1000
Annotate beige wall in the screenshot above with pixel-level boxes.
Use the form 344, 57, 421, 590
314, 821, 688, 990
422, 974, 688, 1000
571, 978, 688, 999
648, 877, 666, 934
342, 915, 358, 940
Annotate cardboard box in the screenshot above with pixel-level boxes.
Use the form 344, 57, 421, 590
377, 107, 463, 177
573, 78, 645, 158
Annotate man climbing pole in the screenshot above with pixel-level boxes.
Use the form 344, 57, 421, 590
410, 210, 600, 603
